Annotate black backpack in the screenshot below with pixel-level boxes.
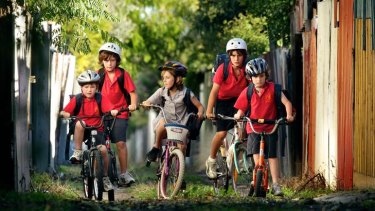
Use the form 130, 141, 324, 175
246, 83, 295, 119
212, 53, 250, 81
98, 67, 131, 105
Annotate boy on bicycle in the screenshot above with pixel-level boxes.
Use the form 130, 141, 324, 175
60, 70, 119, 191
142, 61, 204, 162
233, 58, 295, 196
205, 38, 249, 179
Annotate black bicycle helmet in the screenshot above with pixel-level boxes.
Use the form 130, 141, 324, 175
158, 61, 187, 77
245, 58, 268, 77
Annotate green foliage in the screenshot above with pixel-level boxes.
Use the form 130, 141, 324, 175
27, 0, 118, 54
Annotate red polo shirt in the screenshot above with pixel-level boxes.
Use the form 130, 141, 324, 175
63, 94, 114, 131
234, 82, 277, 133
213, 62, 248, 100
99, 68, 136, 119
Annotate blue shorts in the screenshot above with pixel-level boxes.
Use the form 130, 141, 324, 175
247, 133, 278, 158
106, 118, 128, 143
214, 98, 237, 132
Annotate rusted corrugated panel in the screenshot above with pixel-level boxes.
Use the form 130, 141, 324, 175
353, 18, 375, 188
302, 13, 318, 177
337, 0, 354, 190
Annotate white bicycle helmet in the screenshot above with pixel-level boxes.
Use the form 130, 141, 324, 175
99, 42, 121, 58
77, 70, 100, 86
226, 38, 247, 53
245, 58, 268, 77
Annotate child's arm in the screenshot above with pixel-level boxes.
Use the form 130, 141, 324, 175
206, 83, 220, 119
191, 96, 205, 120
59, 111, 70, 118
128, 91, 138, 111
281, 92, 295, 122
234, 109, 245, 120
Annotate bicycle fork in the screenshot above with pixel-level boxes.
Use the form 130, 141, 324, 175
253, 138, 269, 192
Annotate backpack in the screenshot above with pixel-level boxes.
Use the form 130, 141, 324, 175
212, 53, 250, 81
98, 67, 131, 105
65, 92, 102, 160
161, 88, 203, 141
246, 83, 295, 119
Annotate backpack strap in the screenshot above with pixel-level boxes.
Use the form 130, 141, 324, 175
94, 92, 103, 115
183, 88, 198, 114
246, 83, 254, 115
73, 93, 83, 116
223, 57, 229, 81
98, 67, 131, 105
274, 84, 283, 117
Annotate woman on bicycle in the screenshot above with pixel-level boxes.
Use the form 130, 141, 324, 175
142, 61, 204, 162
233, 58, 295, 196
60, 70, 119, 191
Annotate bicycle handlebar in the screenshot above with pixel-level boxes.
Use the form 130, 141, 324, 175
139, 103, 197, 124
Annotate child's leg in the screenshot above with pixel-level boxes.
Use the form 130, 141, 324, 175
269, 158, 280, 184
209, 131, 226, 159
154, 119, 166, 149
73, 122, 85, 150
97, 145, 109, 176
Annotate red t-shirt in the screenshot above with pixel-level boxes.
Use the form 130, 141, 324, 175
99, 68, 136, 119
63, 94, 114, 131
213, 62, 248, 100
234, 82, 277, 133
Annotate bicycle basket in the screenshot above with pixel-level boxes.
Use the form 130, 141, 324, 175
164, 123, 189, 143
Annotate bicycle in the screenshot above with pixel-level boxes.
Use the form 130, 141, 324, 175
245, 117, 288, 197
210, 114, 253, 197
65, 110, 126, 201
141, 103, 194, 199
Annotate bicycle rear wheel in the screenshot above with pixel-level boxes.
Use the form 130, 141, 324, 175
107, 151, 117, 201
82, 150, 93, 199
232, 144, 252, 197
92, 150, 104, 201
160, 148, 185, 199
213, 152, 229, 195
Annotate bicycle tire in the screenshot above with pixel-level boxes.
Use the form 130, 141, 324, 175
108, 151, 118, 186
82, 150, 93, 199
160, 148, 185, 199
232, 145, 252, 197
92, 150, 104, 201
213, 152, 229, 195
254, 169, 266, 197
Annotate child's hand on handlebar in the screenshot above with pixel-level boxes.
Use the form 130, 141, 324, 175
286, 113, 295, 122
110, 109, 119, 117
128, 104, 137, 112
205, 112, 215, 119
140, 101, 151, 109
234, 113, 242, 121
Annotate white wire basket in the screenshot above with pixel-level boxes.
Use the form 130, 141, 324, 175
164, 123, 189, 143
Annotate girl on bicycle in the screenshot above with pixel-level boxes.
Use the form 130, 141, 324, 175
233, 58, 295, 196
60, 70, 119, 191
205, 38, 249, 179
142, 61, 204, 162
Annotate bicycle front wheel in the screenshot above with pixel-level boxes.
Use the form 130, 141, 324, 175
160, 148, 185, 199
213, 152, 229, 195
82, 150, 93, 199
92, 150, 104, 201
232, 144, 252, 197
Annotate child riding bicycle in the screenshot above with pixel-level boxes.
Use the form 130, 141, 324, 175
233, 58, 295, 196
60, 70, 119, 191
142, 61, 204, 162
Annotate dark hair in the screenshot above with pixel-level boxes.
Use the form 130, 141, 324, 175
228, 49, 247, 63
161, 69, 184, 90
98, 51, 121, 67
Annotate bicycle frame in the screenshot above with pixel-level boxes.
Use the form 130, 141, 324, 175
245, 117, 287, 197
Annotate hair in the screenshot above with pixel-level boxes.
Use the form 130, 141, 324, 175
228, 49, 247, 58
98, 51, 121, 67
161, 69, 184, 90
252, 71, 270, 79
79, 82, 99, 88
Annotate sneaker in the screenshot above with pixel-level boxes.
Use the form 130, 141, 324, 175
103, 176, 114, 191
119, 171, 135, 186
205, 157, 217, 179
69, 149, 82, 164
271, 183, 284, 196
146, 147, 161, 162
